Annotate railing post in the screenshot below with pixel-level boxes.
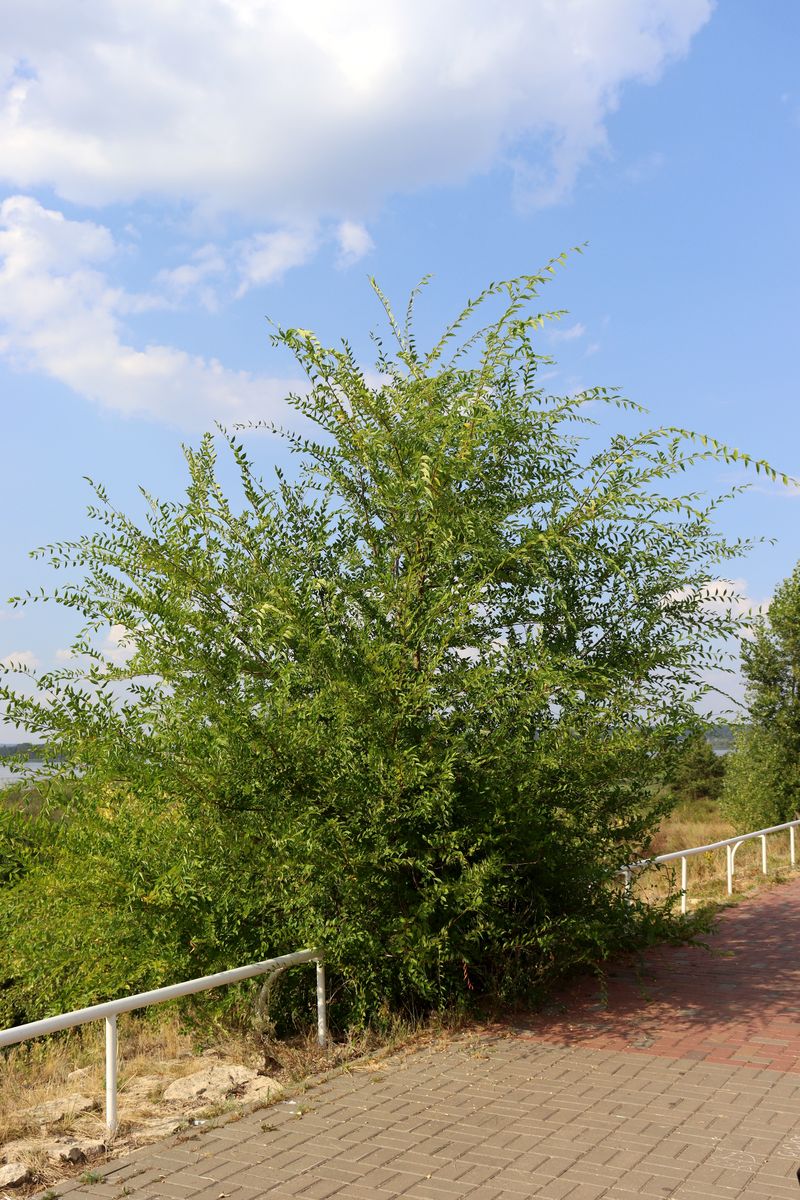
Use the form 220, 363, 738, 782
0, 947, 325, 1119
726, 844, 733, 895
680, 856, 688, 914
315, 959, 328, 1048
615, 821, 800, 922
105, 1014, 118, 1137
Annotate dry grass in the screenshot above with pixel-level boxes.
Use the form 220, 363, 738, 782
0, 997, 447, 1195
648, 796, 734, 858
632, 797, 799, 909
0, 1010, 194, 1147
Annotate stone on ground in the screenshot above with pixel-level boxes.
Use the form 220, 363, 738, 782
0, 1161, 32, 1188
162, 1064, 282, 1107
22, 1094, 96, 1124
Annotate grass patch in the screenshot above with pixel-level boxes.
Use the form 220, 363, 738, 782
633, 796, 799, 909
0, 1009, 198, 1147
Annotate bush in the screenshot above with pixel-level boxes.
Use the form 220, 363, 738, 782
0, 800, 52, 889
0, 267, 777, 1029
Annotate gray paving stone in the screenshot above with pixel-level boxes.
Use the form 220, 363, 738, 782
29, 1036, 800, 1200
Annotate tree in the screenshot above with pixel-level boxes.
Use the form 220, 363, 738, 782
722, 563, 800, 830
0, 264, 781, 1029
666, 731, 725, 806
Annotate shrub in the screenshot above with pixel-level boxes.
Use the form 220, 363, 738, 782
1, 266, 779, 1029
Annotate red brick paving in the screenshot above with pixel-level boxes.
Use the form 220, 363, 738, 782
502, 876, 800, 1073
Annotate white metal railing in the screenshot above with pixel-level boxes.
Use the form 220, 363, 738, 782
0, 948, 327, 1136
620, 818, 800, 913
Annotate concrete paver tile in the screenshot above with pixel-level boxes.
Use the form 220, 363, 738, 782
33, 879, 800, 1200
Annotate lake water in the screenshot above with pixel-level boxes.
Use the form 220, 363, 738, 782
0, 761, 44, 784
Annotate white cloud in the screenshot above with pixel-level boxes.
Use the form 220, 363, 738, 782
55, 625, 135, 669
0, 649, 39, 670
667, 578, 771, 622
0, 195, 301, 427
104, 623, 135, 666
236, 226, 318, 297
751, 478, 800, 499
696, 664, 747, 717
150, 221, 371, 305
706, 578, 771, 620
336, 221, 374, 268
548, 321, 586, 343
670, 579, 771, 717
0, 610, 22, 621
156, 243, 227, 311
0, 1, 713, 217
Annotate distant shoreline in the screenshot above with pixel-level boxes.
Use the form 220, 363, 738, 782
0, 742, 46, 762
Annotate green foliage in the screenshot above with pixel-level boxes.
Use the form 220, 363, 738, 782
0, 781, 60, 888
722, 563, 800, 830
0, 803, 45, 888
0, 266, 775, 1030
664, 732, 726, 805
720, 728, 788, 831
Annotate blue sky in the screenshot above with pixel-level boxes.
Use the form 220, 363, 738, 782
1, 0, 798, 724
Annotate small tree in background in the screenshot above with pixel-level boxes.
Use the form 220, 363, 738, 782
722, 563, 800, 830
666, 731, 725, 806
0, 264, 783, 1029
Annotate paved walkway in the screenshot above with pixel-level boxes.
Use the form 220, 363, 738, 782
510, 878, 800, 1074
42, 880, 800, 1200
